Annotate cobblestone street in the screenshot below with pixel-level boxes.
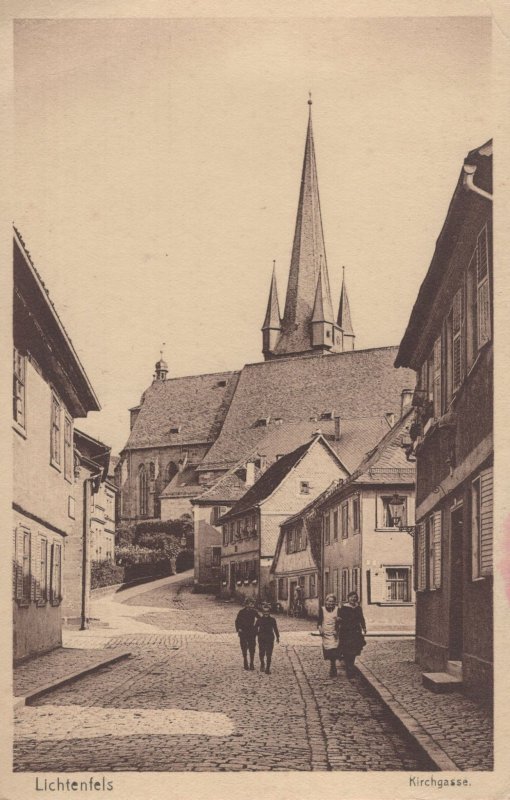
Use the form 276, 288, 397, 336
13, 577, 432, 772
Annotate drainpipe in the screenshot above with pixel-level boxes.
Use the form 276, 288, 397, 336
81, 470, 102, 631
463, 164, 493, 202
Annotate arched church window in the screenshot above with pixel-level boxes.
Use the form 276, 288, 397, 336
166, 462, 178, 484
138, 465, 148, 516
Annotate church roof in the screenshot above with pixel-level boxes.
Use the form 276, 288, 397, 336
124, 370, 241, 449
274, 102, 335, 356
200, 347, 415, 470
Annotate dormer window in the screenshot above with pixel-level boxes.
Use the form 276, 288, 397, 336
300, 481, 311, 495
274, 417, 283, 426
217, 380, 227, 388
170, 425, 182, 434
320, 410, 334, 421
255, 417, 270, 428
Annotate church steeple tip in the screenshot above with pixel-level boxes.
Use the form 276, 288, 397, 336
262, 260, 281, 358
337, 267, 355, 349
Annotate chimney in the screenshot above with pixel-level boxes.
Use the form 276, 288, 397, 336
401, 388, 413, 416
385, 412, 395, 427
245, 462, 255, 487
334, 416, 341, 441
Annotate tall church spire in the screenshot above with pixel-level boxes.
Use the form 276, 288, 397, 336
268, 98, 343, 359
261, 261, 281, 357
337, 267, 355, 350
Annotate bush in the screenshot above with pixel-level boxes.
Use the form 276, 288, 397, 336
91, 560, 125, 589
176, 549, 194, 572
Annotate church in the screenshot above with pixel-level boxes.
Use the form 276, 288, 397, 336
116, 100, 415, 589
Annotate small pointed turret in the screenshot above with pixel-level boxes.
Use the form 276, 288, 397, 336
337, 267, 355, 350
311, 257, 336, 349
262, 261, 281, 357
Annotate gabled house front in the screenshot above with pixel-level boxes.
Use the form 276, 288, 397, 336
219, 434, 347, 603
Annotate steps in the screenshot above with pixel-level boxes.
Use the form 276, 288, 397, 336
422, 661, 463, 693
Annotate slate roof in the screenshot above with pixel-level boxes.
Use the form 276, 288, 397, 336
160, 465, 203, 498
349, 409, 416, 485
124, 370, 241, 449
200, 347, 415, 470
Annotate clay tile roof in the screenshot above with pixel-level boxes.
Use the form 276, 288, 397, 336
200, 347, 414, 469
124, 370, 241, 449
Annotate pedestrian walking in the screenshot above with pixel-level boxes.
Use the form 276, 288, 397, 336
235, 597, 259, 670
255, 602, 280, 674
318, 593, 341, 677
337, 591, 366, 678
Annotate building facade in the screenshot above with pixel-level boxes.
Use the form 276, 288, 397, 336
395, 141, 493, 704
219, 435, 347, 603
13, 228, 100, 661
272, 407, 416, 631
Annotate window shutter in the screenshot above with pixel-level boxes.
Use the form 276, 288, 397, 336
432, 511, 442, 589
477, 226, 491, 348
35, 535, 41, 601
368, 568, 385, 603
433, 336, 442, 417
452, 288, 464, 392
417, 523, 427, 591
204, 547, 212, 567
14, 528, 23, 600
479, 467, 493, 577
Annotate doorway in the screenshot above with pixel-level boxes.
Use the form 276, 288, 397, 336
449, 505, 464, 660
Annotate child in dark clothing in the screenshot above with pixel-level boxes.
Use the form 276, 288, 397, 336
235, 597, 259, 670
255, 603, 280, 674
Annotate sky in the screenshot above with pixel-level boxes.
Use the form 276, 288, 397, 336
14, 14, 491, 454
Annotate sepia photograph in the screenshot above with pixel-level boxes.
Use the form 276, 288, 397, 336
4, 2, 508, 798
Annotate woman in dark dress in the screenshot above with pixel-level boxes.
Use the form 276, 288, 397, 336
337, 591, 366, 677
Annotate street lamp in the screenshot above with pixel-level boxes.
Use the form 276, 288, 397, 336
389, 493, 415, 536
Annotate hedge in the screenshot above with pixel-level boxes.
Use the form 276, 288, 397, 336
91, 560, 125, 589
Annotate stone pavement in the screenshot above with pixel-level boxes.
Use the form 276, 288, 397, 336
12, 575, 493, 772
358, 641, 493, 771
14, 648, 131, 698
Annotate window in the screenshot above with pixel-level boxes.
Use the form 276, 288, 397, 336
472, 468, 493, 579
352, 496, 360, 533
341, 568, 349, 602
415, 510, 441, 591
378, 495, 407, 529
38, 537, 48, 602
309, 572, 317, 598
50, 543, 62, 603
13, 348, 26, 429
386, 568, 411, 602
300, 481, 310, 495
278, 577, 288, 601
324, 513, 331, 545
212, 505, 227, 524
341, 502, 349, 538
212, 547, 221, 567
324, 570, 330, 596
333, 510, 339, 541
138, 465, 148, 516
333, 568, 339, 601
64, 416, 73, 481
229, 522, 234, 544
222, 525, 229, 547
50, 394, 61, 467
